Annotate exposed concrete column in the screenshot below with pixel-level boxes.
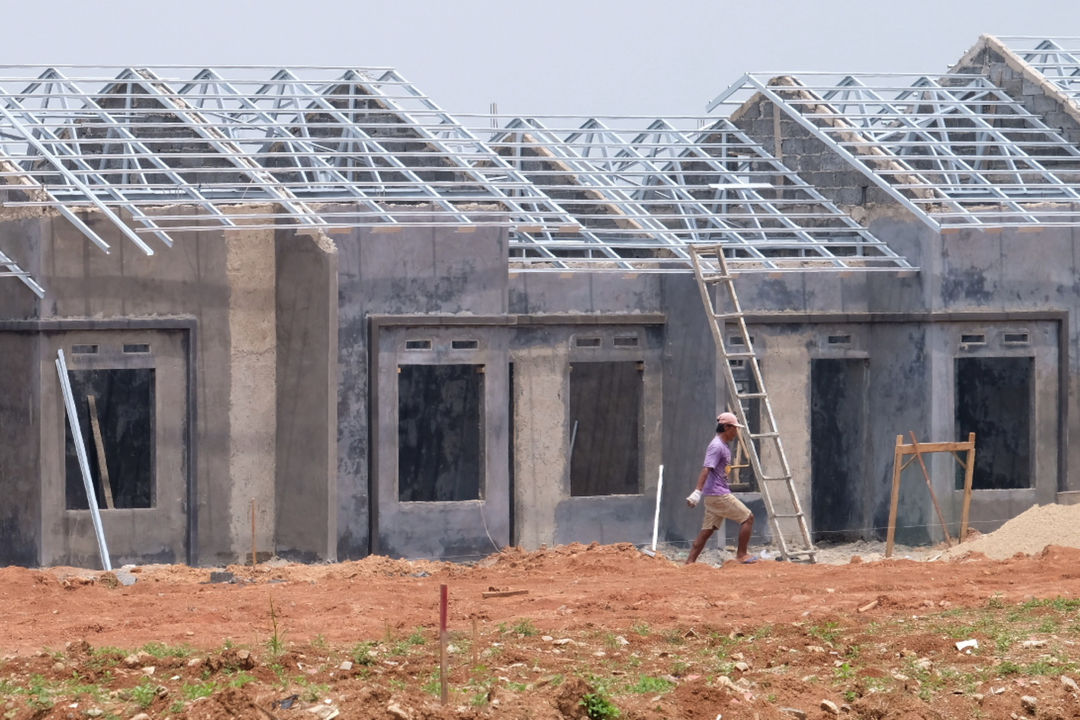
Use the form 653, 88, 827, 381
225, 225, 277, 562
512, 347, 568, 550
274, 228, 338, 561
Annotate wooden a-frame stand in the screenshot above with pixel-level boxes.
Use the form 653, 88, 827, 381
885, 432, 976, 558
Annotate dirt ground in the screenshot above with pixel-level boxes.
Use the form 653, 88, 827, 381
3, 522, 1080, 719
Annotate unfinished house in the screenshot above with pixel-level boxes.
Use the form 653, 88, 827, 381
707, 41, 1080, 545
1, 39, 1077, 568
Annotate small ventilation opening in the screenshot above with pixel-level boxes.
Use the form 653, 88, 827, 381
827, 335, 852, 345
613, 335, 638, 348
123, 343, 151, 354
960, 334, 986, 346
1003, 332, 1029, 345
575, 337, 601, 348
452, 339, 479, 350
405, 339, 432, 351
71, 344, 98, 355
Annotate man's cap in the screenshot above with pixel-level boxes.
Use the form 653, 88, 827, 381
716, 411, 743, 427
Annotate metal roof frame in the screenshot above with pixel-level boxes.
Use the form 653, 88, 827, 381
708, 72, 1080, 230
997, 36, 1080, 109
0, 65, 916, 295
491, 116, 912, 271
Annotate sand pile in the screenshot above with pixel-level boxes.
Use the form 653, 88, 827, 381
943, 503, 1080, 560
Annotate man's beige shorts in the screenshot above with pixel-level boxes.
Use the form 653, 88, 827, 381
702, 493, 752, 529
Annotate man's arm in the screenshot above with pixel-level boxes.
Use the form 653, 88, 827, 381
687, 466, 710, 507
695, 466, 709, 492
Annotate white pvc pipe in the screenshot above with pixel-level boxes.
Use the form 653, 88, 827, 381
650, 465, 664, 553
55, 349, 111, 571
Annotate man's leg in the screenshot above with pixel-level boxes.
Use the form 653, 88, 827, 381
734, 514, 754, 562
686, 528, 715, 564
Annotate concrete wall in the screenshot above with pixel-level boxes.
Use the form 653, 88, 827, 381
953, 39, 1080, 149
0, 331, 41, 565
274, 229, 339, 562
335, 222, 509, 559
0, 206, 288, 567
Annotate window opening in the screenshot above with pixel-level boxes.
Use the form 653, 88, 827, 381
65, 368, 155, 509
71, 344, 98, 355
612, 335, 638, 348
955, 356, 1032, 489
569, 361, 641, 496
451, 339, 479, 350
574, 336, 601, 348
1002, 332, 1030, 345
123, 343, 151, 354
397, 364, 483, 502
405, 339, 432, 351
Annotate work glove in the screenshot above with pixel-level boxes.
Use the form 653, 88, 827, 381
686, 489, 702, 508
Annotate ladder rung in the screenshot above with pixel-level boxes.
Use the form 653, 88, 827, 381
737, 392, 767, 399
759, 476, 792, 482
750, 431, 780, 439
772, 512, 805, 519
712, 312, 743, 321
784, 550, 817, 559
702, 273, 733, 283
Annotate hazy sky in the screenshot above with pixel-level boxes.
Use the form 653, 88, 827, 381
7, 0, 1079, 117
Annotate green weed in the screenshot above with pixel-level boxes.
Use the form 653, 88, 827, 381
581, 691, 620, 720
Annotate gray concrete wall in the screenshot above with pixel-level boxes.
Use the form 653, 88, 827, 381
335, 223, 509, 559
274, 228, 338, 562
0, 207, 282, 567
0, 331, 41, 565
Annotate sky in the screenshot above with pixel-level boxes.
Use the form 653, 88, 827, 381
6, 0, 1080, 118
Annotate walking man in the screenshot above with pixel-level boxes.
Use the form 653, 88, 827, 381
685, 411, 756, 564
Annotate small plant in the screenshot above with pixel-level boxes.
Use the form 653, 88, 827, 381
351, 641, 376, 666
182, 680, 217, 701
141, 642, 191, 659
508, 619, 538, 637
267, 595, 286, 656
129, 678, 157, 709
312, 633, 328, 650
228, 671, 256, 688
628, 675, 674, 694
406, 627, 427, 645
581, 691, 620, 720
833, 662, 855, 681
807, 620, 841, 645
631, 621, 651, 636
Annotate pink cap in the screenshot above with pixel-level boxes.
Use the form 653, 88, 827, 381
716, 411, 743, 427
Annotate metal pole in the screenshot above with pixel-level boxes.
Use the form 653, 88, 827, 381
55, 349, 111, 571
650, 465, 664, 553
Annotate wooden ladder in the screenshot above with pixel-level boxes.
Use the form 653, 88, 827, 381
688, 244, 816, 563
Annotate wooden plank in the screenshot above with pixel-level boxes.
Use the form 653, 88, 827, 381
896, 440, 975, 455
86, 395, 115, 510
960, 432, 976, 540
481, 589, 528, 599
909, 431, 953, 547
885, 434, 903, 558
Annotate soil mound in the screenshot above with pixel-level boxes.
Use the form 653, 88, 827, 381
943, 502, 1080, 560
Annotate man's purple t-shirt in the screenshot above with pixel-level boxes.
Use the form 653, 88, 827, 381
702, 435, 732, 496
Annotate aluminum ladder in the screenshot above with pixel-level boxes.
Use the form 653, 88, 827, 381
688, 244, 816, 563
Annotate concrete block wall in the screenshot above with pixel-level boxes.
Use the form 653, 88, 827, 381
953, 40, 1080, 150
